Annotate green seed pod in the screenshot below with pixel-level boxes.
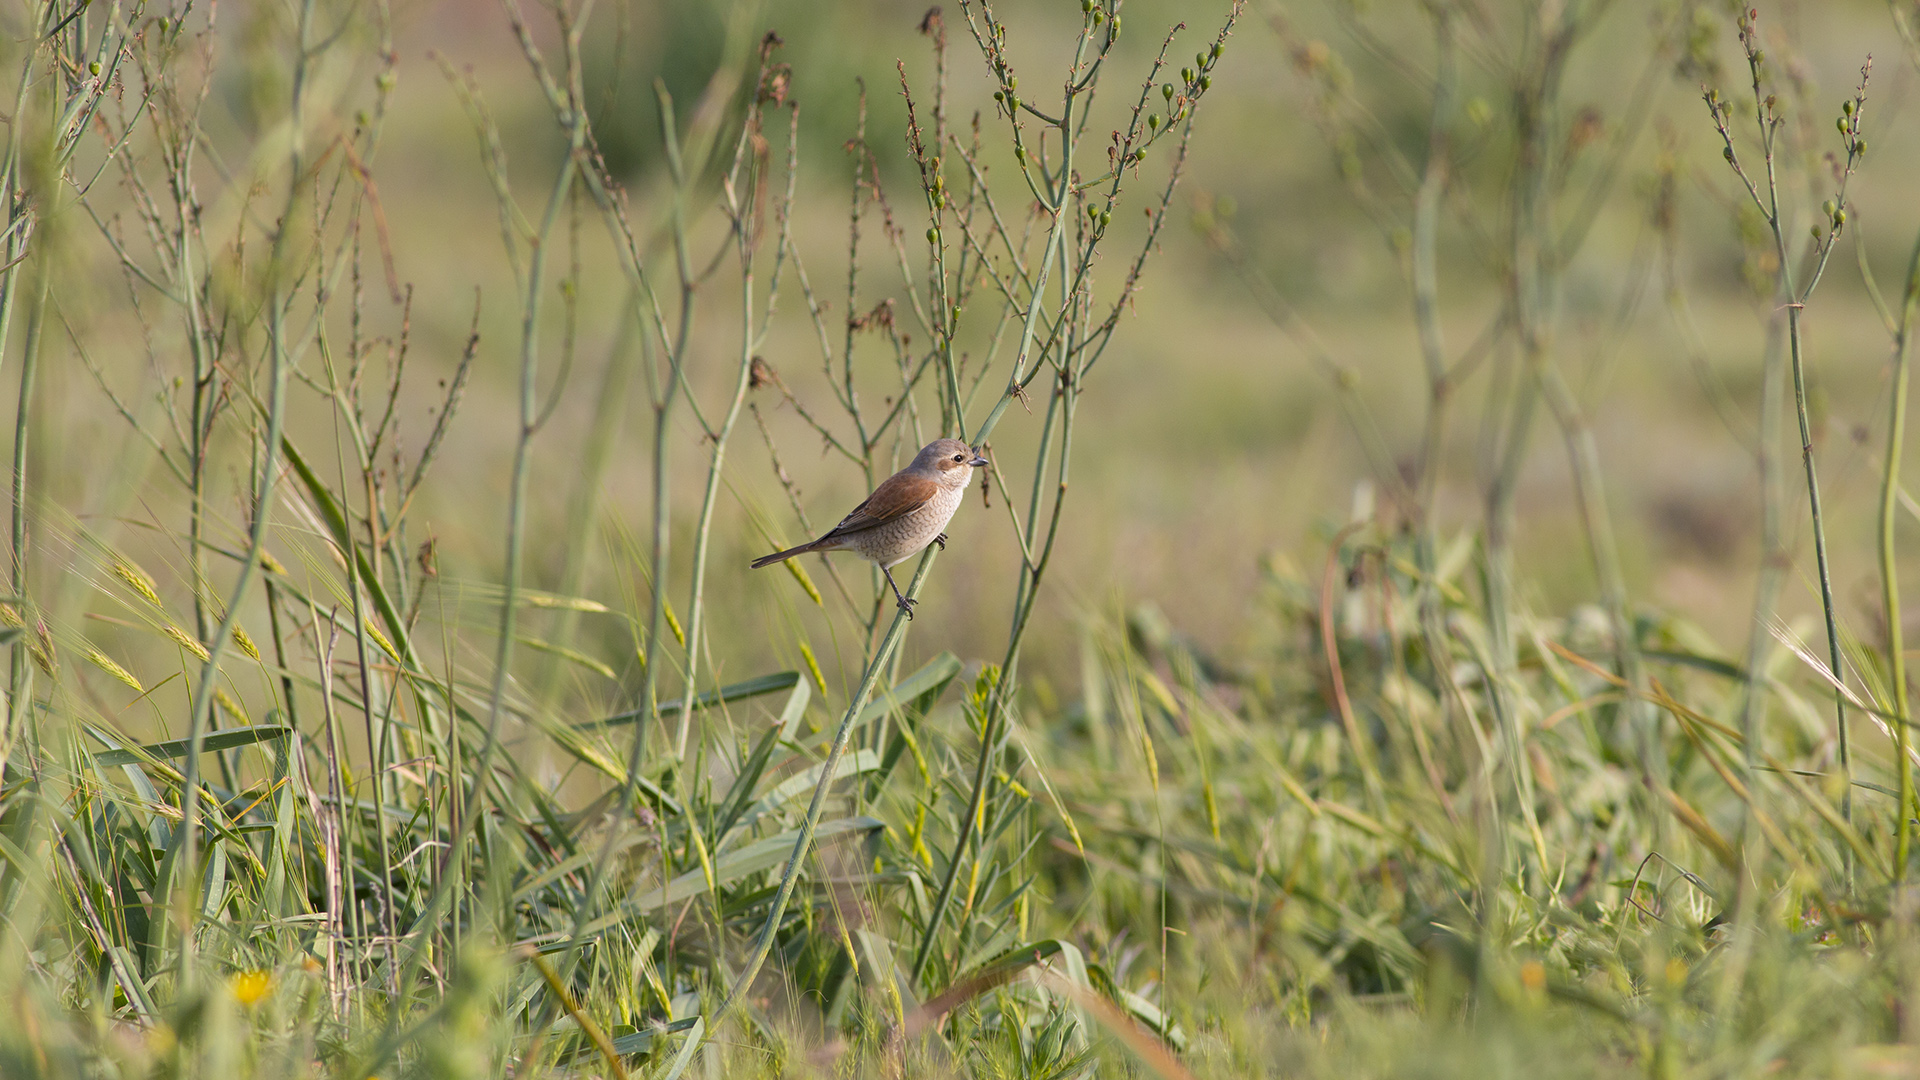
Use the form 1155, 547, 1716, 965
1723, 146, 1734, 162
1752, 49, 1764, 64
1182, 67, 1194, 83
1163, 84, 1174, 101
1099, 210, 1111, 227
1211, 42, 1222, 60
993, 90, 1003, 102
1008, 75, 1017, 91
1200, 75, 1212, 91
1843, 99, 1854, 115
1148, 114, 1159, 130
1854, 138, 1867, 156
1811, 225, 1822, 239
1835, 208, 1847, 225
927, 227, 940, 244
88, 61, 101, 76
1837, 116, 1849, 135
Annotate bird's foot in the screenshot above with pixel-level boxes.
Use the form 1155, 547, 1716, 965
895, 595, 918, 620
932, 532, 948, 550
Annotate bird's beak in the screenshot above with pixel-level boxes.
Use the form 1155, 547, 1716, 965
968, 453, 989, 467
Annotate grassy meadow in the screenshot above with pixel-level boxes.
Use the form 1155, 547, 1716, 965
6, 0, 1920, 1076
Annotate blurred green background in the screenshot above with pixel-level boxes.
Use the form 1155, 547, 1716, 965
416, 0, 1904, 672
19, 1, 1920, 1073
61, 0, 1920, 698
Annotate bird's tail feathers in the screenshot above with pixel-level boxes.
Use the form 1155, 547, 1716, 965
751, 540, 822, 568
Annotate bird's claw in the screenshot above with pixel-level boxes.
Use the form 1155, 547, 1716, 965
895, 596, 918, 619
932, 532, 948, 550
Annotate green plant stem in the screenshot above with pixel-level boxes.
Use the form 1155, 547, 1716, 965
1884, 232, 1920, 875
674, 132, 767, 757
711, 554, 934, 1029
466, 150, 578, 876
169, 0, 313, 979
5, 272, 40, 755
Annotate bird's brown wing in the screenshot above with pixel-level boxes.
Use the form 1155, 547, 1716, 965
820, 471, 938, 539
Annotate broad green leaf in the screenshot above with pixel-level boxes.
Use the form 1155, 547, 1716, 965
87, 724, 291, 767
577, 671, 802, 730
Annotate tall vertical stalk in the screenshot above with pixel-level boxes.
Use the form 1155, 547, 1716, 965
169, 0, 315, 977
1705, 28, 1868, 875
1880, 234, 1920, 877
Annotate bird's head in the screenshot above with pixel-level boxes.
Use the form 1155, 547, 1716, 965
915, 438, 989, 484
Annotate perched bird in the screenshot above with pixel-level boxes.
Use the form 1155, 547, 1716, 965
752, 438, 988, 617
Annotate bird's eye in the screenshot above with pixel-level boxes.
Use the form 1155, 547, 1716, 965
953, 453, 964, 462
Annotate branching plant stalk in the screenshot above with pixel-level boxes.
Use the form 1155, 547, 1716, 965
1706, 29, 1866, 876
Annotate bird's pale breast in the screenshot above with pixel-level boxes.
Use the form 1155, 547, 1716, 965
848, 481, 966, 568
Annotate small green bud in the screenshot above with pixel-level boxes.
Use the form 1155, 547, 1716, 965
156, 16, 168, 30
1092, 9, 1103, 23
1752, 49, 1764, 64
1837, 116, 1849, 135
1834, 208, 1847, 225
1181, 67, 1194, 83
1723, 145, 1734, 162
377, 71, 396, 93
926, 227, 940, 244
993, 90, 1003, 102
88, 61, 101, 76
1014, 144, 1026, 163
1822, 200, 1836, 216
1099, 210, 1111, 227
1811, 225, 1822, 239
1162, 84, 1174, 101
1148, 114, 1159, 130
1854, 138, 1867, 156
933, 192, 945, 209
1210, 42, 1222, 60
1843, 99, 1854, 115
1007, 75, 1017, 91
1200, 75, 1212, 91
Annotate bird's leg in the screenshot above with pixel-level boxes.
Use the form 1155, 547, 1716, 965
882, 566, 916, 619
932, 532, 948, 550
